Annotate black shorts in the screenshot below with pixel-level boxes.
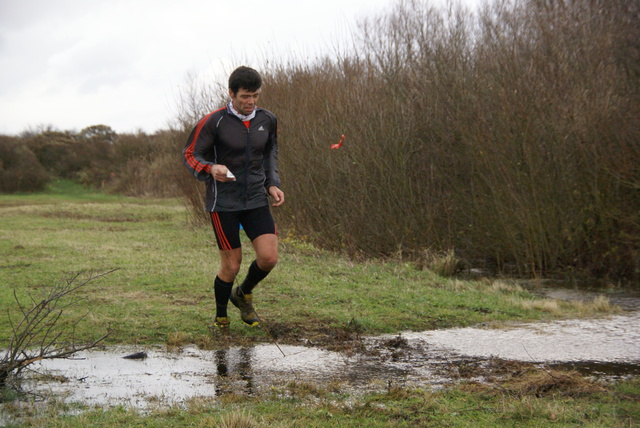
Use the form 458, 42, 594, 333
210, 205, 277, 251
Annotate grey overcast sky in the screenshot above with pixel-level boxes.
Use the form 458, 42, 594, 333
0, 0, 478, 135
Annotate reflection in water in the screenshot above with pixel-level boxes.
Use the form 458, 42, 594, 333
215, 349, 228, 377
214, 348, 254, 396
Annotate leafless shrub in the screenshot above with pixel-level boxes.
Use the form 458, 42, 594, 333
174, 0, 640, 280
172, 69, 229, 132
105, 129, 188, 198
0, 271, 114, 390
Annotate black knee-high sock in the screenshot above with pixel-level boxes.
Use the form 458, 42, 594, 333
239, 260, 270, 295
214, 276, 233, 318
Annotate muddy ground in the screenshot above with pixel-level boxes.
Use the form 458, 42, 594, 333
13, 308, 638, 411
4, 285, 639, 413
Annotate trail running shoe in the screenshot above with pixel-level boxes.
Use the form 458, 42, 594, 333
229, 286, 259, 326
212, 317, 230, 329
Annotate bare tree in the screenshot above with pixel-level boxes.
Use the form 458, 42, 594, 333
1, 270, 115, 389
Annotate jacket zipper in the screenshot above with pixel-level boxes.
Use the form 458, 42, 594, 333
243, 122, 251, 210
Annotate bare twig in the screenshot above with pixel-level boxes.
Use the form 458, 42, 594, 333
1, 269, 118, 387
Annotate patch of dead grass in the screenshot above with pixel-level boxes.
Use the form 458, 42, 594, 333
509, 294, 620, 316
167, 331, 191, 348
499, 368, 608, 398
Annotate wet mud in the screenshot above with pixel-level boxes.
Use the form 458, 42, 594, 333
9, 287, 640, 411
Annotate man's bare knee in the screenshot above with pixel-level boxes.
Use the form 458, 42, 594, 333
219, 249, 242, 281
219, 264, 240, 281
253, 234, 278, 272
257, 254, 278, 272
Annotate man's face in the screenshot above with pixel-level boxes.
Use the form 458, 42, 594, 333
229, 87, 261, 116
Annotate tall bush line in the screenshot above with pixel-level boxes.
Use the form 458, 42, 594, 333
0, 125, 188, 199
174, 0, 638, 280
253, 0, 638, 279
0, 135, 49, 192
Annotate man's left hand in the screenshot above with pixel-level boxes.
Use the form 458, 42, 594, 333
268, 186, 285, 207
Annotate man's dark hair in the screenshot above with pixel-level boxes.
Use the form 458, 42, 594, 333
228, 66, 262, 95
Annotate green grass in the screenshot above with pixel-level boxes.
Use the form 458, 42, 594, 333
0, 179, 120, 204
0, 181, 622, 345
1, 182, 637, 427
8, 374, 639, 427
0, 183, 608, 346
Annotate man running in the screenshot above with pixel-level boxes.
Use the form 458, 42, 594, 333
183, 66, 284, 329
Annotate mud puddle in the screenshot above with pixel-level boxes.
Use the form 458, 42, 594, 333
16, 313, 639, 411
8, 287, 640, 413
21, 342, 466, 410
395, 311, 640, 370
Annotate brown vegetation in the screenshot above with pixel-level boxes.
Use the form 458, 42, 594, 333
0, 135, 49, 193
0, 125, 190, 198
257, 0, 639, 280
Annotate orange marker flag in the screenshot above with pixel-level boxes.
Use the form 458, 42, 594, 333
331, 134, 345, 149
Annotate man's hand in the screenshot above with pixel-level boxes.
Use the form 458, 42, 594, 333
269, 186, 285, 207
210, 164, 235, 182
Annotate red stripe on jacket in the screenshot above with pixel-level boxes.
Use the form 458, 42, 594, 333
184, 107, 225, 173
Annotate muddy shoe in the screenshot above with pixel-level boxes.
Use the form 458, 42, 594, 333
211, 316, 230, 330
229, 286, 259, 326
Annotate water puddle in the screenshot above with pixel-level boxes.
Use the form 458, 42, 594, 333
16, 343, 453, 410
533, 285, 640, 312
398, 314, 640, 383
407, 312, 640, 363
6, 287, 640, 413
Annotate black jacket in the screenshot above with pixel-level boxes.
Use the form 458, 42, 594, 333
183, 105, 280, 212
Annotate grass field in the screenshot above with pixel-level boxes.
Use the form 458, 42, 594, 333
1, 181, 638, 427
